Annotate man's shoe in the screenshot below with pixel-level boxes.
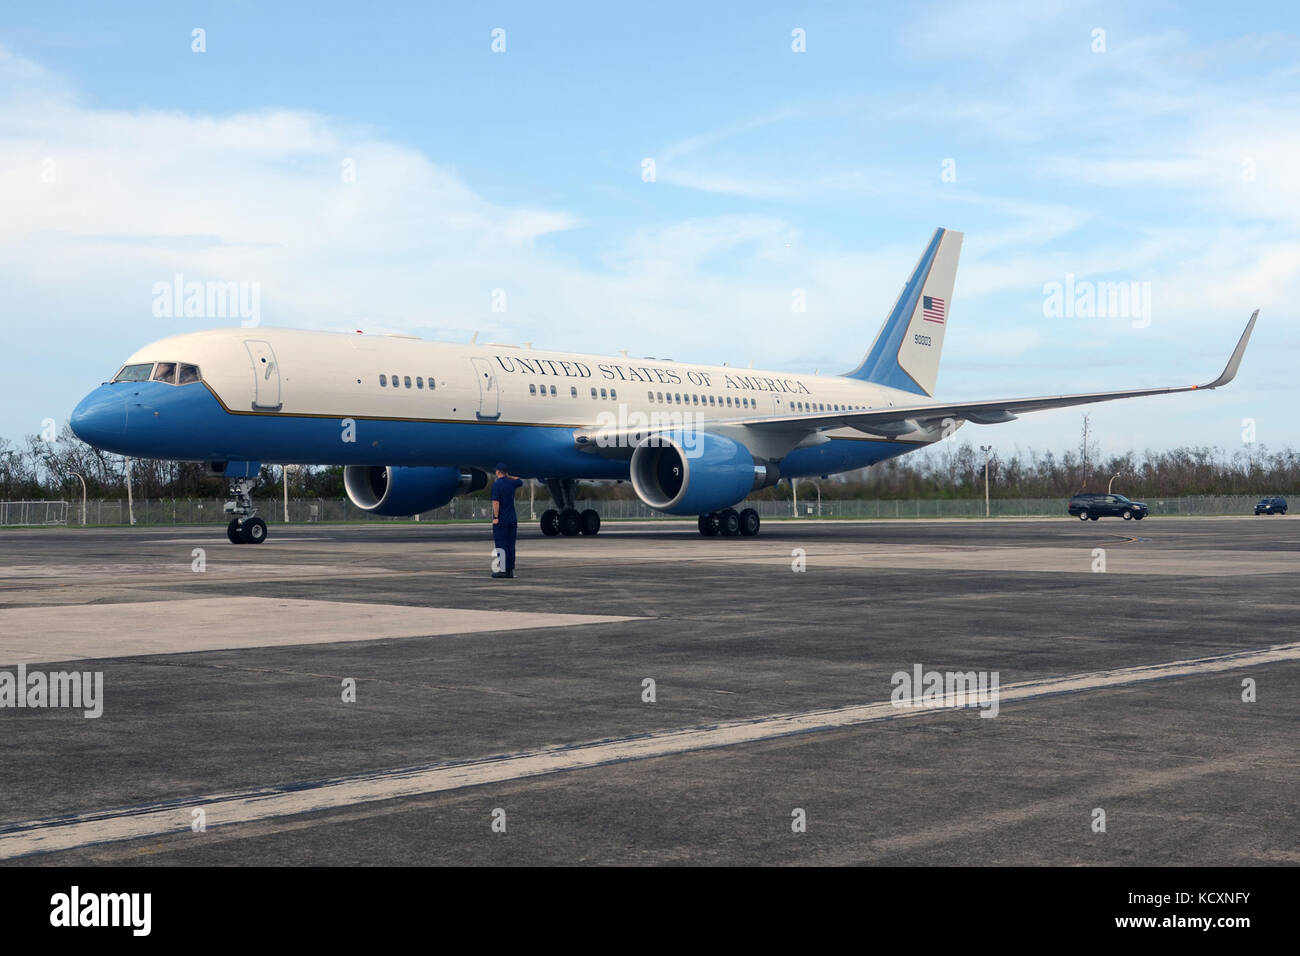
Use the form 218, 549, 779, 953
491, 571, 507, 578
505, 570, 515, 578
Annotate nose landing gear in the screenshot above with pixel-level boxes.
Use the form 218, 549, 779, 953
223, 478, 268, 544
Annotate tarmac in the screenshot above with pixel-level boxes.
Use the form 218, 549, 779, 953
0, 515, 1295, 865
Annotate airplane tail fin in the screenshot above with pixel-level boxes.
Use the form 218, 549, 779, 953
843, 227, 963, 397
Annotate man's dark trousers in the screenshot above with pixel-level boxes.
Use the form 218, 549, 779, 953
493, 521, 518, 572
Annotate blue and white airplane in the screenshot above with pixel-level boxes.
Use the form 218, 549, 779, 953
70, 228, 1257, 543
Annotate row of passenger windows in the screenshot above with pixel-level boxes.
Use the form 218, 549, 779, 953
792, 401, 862, 412
523, 385, 867, 412
369, 372, 863, 414
649, 392, 754, 409
112, 362, 202, 385
378, 374, 436, 391
529, 384, 622, 400
644, 393, 863, 412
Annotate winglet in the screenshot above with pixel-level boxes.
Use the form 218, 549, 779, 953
1198, 310, 1258, 389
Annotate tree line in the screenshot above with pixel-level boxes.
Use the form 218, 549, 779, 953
2, 426, 1294, 502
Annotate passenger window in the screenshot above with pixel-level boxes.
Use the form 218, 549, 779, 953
404, 376, 412, 388
416, 377, 424, 389
571, 387, 578, 398
529, 384, 537, 395
610, 388, 616, 400
648, 391, 655, 402
550, 385, 557, 396
591, 387, 597, 399
178, 364, 201, 385
657, 392, 663, 402
600, 388, 608, 399
152, 362, 177, 384
429, 376, 436, 391
379, 374, 387, 387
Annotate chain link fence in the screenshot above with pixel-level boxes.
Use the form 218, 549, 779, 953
0, 501, 70, 526
3, 493, 1287, 526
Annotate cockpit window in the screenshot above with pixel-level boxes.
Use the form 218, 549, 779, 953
113, 363, 154, 383
152, 362, 178, 384
178, 364, 201, 385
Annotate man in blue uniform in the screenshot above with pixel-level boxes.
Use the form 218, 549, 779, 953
490, 463, 523, 579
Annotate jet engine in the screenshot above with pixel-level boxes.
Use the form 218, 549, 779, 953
343, 465, 486, 517
629, 431, 777, 516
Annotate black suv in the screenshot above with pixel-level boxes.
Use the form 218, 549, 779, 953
1254, 496, 1288, 515
1068, 493, 1149, 521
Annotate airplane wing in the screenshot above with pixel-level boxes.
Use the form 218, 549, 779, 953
743, 309, 1259, 437
574, 311, 1257, 453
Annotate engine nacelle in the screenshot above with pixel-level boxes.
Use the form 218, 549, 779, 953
343, 465, 486, 517
629, 431, 776, 516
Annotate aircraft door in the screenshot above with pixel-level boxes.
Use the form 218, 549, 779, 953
471, 357, 501, 420
245, 340, 282, 411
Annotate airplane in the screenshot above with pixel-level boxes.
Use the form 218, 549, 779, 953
69, 228, 1258, 544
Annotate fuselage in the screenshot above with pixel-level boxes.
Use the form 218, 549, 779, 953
69, 327, 951, 479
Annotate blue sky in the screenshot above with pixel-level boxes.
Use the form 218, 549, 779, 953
3, 0, 1298, 458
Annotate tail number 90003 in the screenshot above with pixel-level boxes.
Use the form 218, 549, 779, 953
913, 333, 932, 347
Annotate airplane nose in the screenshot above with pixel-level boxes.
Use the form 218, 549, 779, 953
70, 387, 127, 447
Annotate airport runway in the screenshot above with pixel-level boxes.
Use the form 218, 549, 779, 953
0, 516, 1296, 865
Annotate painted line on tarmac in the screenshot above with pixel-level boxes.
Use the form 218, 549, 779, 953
1, 641, 1295, 859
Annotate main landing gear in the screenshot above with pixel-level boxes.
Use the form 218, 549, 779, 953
223, 478, 268, 544
539, 478, 601, 537
698, 507, 760, 537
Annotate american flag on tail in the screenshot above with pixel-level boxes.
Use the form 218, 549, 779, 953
922, 295, 946, 324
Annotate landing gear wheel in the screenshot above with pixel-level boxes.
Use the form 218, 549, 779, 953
698, 513, 719, 536
227, 519, 244, 544
558, 507, 581, 536
579, 509, 601, 536
540, 509, 560, 536
739, 508, 760, 537
242, 517, 268, 544
718, 508, 741, 537
1077, 510, 1090, 521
